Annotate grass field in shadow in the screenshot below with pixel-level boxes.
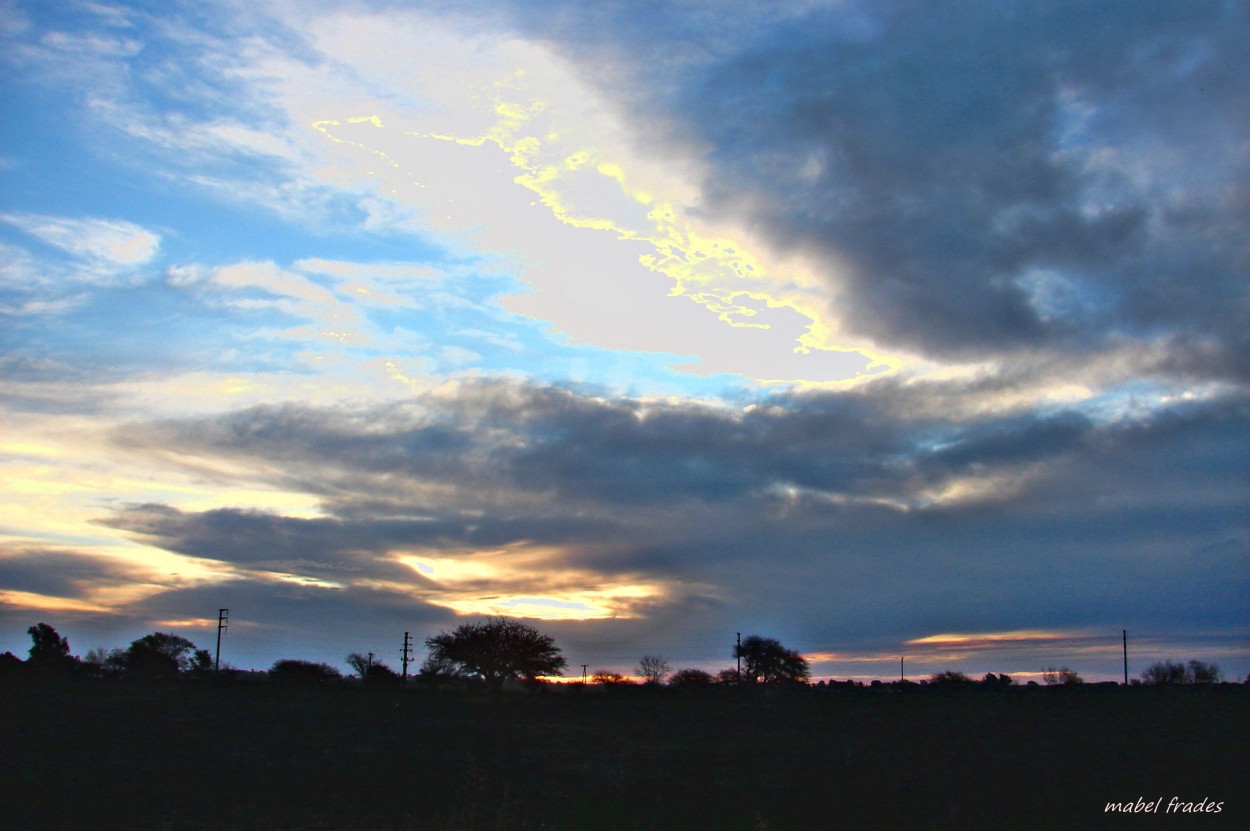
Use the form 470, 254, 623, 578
3, 680, 1244, 829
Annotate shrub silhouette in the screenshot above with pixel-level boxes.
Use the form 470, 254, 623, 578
669, 668, 715, 687
928, 670, 974, 687
364, 662, 402, 687
269, 659, 342, 685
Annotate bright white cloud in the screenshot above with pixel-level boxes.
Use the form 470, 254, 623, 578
0, 213, 160, 281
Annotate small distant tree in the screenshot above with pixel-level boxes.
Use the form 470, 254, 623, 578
637, 655, 670, 685
1140, 660, 1187, 685
669, 668, 714, 688
1141, 660, 1222, 685
733, 635, 810, 685
715, 668, 744, 686
981, 672, 1013, 687
928, 670, 974, 687
26, 623, 76, 672
1187, 660, 1222, 684
1042, 666, 1084, 685
269, 659, 342, 685
345, 652, 375, 679
425, 617, 566, 691
592, 670, 631, 686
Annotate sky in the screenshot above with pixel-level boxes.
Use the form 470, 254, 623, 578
1, 0, 1247, 684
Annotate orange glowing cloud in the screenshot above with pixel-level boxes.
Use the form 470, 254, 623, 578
907, 630, 1083, 647
393, 544, 679, 620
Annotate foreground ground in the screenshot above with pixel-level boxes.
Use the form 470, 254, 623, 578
2, 680, 1245, 829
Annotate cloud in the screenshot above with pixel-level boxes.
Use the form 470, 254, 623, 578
95, 377, 1247, 669
0, 213, 161, 281
510, 0, 1249, 383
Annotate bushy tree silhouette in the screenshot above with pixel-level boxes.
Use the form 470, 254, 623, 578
733, 635, 809, 685
425, 617, 566, 690
417, 653, 463, 683
592, 670, 631, 685
668, 668, 715, 688
1141, 660, 1222, 684
1186, 660, 1222, 684
928, 670, 974, 687
26, 623, 76, 672
118, 633, 211, 678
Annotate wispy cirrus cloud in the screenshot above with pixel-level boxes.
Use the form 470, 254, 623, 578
1, 213, 160, 281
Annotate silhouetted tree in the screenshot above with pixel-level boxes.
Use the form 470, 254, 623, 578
344, 652, 401, 686
928, 670, 974, 687
733, 635, 809, 685
669, 668, 715, 688
981, 672, 1013, 687
1042, 666, 1084, 685
417, 653, 463, 684
637, 654, 670, 685
592, 669, 631, 685
26, 623, 76, 672
1186, 660, 1222, 684
118, 632, 210, 679
425, 617, 566, 691
269, 659, 342, 685
346, 652, 376, 678
365, 662, 402, 687
1141, 659, 1222, 684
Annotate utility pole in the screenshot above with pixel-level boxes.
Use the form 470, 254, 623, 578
367, 651, 374, 673
736, 632, 741, 686
1123, 629, 1128, 686
900, 656, 904, 682
401, 632, 412, 682
215, 608, 228, 674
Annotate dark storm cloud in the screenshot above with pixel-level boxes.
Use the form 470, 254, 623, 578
107, 380, 1249, 649
0, 545, 152, 600
98, 500, 627, 576
112, 378, 1249, 517
504, 0, 1250, 371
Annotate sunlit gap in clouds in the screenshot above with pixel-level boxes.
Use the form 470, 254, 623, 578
305, 25, 898, 391
394, 546, 670, 621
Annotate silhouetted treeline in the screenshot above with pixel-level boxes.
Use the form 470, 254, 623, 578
5, 622, 1247, 694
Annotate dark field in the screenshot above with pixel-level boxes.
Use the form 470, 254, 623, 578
3, 680, 1245, 830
